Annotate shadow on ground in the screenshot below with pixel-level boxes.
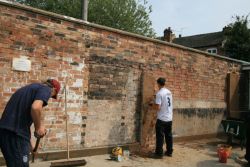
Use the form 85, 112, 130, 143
197, 160, 235, 167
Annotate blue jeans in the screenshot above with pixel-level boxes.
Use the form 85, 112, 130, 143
0, 129, 30, 167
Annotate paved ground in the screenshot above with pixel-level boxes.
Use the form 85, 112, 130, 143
2, 138, 248, 167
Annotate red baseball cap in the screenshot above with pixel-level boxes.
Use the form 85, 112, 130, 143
50, 79, 61, 99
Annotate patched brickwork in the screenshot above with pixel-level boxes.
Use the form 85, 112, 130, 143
0, 1, 244, 152
89, 54, 133, 100
85, 54, 141, 147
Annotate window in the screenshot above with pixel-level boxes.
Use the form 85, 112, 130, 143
207, 48, 217, 54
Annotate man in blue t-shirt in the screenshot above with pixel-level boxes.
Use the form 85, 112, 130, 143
0, 79, 60, 167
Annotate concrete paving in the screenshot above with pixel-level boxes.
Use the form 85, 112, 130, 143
2, 138, 248, 167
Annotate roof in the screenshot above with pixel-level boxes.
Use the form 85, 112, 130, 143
173, 31, 224, 48
242, 64, 250, 71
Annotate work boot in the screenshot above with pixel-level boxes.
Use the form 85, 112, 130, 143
149, 153, 163, 159
165, 151, 172, 157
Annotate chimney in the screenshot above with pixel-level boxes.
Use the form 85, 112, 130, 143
179, 34, 182, 38
163, 27, 173, 42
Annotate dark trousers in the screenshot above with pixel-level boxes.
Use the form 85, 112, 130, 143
0, 129, 30, 167
245, 120, 250, 162
155, 119, 173, 155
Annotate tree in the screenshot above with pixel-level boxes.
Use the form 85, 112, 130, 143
15, 0, 156, 37
88, 0, 155, 37
16, 0, 82, 18
223, 15, 250, 61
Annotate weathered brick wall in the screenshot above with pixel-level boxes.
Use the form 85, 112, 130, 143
85, 55, 141, 147
0, 3, 89, 150
0, 1, 244, 152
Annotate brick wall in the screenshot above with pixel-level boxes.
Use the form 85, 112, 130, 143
0, 1, 244, 152
0, 3, 89, 150
85, 55, 141, 147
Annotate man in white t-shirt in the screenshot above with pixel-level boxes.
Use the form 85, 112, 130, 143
149, 77, 173, 159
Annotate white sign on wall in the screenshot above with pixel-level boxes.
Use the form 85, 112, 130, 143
12, 57, 31, 72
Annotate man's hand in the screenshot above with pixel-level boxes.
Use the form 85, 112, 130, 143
148, 96, 155, 106
148, 100, 154, 106
35, 126, 47, 138
148, 96, 160, 110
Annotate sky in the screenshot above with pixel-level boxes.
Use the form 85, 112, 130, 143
147, 0, 250, 37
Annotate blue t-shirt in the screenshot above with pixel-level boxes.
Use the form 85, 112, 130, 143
0, 83, 51, 141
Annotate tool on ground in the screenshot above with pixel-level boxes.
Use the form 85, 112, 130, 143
50, 84, 86, 167
110, 146, 123, 162
32, 132, 42, 163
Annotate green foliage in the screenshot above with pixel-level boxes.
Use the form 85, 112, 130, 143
16, 0, 81, 18
223, 15, 250, 62
88, 0, 155, 37
15, 0, 156, 37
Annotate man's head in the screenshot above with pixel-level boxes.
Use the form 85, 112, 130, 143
157, 77, 166, 89
45, 79, 61, 99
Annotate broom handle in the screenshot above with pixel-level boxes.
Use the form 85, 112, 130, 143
65, 86, 70, 160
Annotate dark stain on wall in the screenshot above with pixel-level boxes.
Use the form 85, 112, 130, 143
176, 108, 225, 119
88, 54, 141, 100
89, 54, 142, 68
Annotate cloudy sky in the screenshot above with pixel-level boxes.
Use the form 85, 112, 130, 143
147, 0, 250, 37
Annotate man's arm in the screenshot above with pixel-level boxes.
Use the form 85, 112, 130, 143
30, 138, 35, 152
31, 100, 43, 130
149, 102, 161, 110
149, 95, 161, 110
31, 100, 46, 137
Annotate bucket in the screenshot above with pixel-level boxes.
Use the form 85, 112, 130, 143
218, 148, 228, 163
217, 144, 232, 163
217, 144, 232, 158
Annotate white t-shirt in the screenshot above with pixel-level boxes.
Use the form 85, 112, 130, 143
155, 87, 173, 122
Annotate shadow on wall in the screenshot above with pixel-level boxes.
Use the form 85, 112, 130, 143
196, 160, 235, 167
108, 122, 128, 146
106, 69, 142, 147
135, 71, 143, 143
140, 102, 157, 151
217, 121, 225, 136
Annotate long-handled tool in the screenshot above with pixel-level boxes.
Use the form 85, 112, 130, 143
42, 94, 63, 158
32, 132, 42, 163
50, 85, 86, 167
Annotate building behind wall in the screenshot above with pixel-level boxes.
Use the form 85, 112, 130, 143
161, 27, 226, 56
173, 32, 225, 55
0, 0, 248, 154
